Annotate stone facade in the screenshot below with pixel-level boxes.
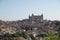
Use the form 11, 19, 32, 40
29, 14, 43, 22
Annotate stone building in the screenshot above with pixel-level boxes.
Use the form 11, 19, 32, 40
29, 14, 43, 22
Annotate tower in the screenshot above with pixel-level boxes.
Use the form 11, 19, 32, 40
32, 13, 34, 16
40, 13, 43, 22
40, 13, 43, 19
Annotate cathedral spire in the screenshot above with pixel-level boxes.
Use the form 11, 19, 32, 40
32, 13, 34, 16
40, 13, 43, 20
41, 13, 43, 17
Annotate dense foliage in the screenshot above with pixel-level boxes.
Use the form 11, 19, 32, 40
45, 31, 60, 40
1, 32, 28, 40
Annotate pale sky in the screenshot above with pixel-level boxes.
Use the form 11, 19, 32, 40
0, 0, 60, 21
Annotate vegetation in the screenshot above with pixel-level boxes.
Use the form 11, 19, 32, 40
21, 32, 28, 39
55, 21, 60, 26
45, 31, 60, 40
29, 34, 35, 40
37, 33, 48, 37
2, 32, 28, 40
54, 21, 60, 37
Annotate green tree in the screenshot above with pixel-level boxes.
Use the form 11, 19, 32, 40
37, 33, 47, 37
22, 32, 28, 39
29, 34, 35, 40
45, 31, 60, 40
4, 33, 13, 40
3, 32, 28, 40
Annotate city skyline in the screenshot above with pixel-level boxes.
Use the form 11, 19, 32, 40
0, 0, 60, 21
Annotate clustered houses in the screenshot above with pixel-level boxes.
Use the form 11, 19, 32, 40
0, 27, 16, 34
0, 14, 58, 40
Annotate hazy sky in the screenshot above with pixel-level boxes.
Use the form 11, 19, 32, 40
0, 0, 60, 21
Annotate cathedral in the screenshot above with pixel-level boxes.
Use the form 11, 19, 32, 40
29, 14, 43, 22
